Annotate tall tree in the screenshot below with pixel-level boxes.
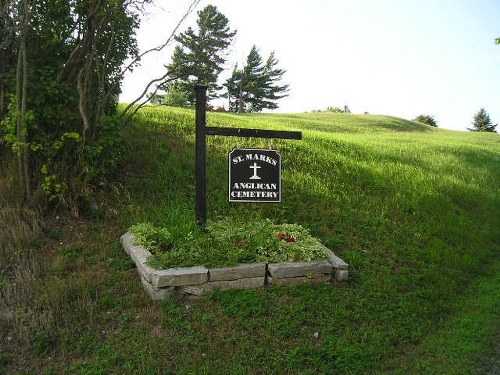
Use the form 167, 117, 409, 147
468, 108, 497, 132
165, 4, 236, 105
226, 45, 263, 113
226, 45, 289, 113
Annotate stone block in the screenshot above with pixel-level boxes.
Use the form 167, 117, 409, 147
151, 266, 208, 288
268, 260, 332, 279
321, 245, 349, 270
210, 276, 265, 290
180, 277, 266, 296
209, 263, 266, 281
121, 232, 155, 282
139, 275, 175, 300
177, 283, 212, 296
334, 269, 349, 282
267, 274, 332, 287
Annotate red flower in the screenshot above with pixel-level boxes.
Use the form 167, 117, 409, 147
278, 232, 295, 242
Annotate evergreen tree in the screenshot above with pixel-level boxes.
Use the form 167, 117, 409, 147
166, 5, 236, 105
261, 51, 289, 110
225, 65, 243, 113
468, 108, 497, 132
148, 83, 190, 107
226, 45, 264, 113
226, 45, 289, 113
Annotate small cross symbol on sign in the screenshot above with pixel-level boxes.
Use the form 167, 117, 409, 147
249, 162, 261, 180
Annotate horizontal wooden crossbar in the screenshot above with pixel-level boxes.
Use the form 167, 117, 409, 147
195, 85, 303, 227
205, 126, 302, 140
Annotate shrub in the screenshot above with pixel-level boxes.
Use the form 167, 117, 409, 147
413, 114, 437, 127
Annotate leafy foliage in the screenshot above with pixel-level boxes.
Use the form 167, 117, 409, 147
413, 114, 437, 127
226, 45, 289, 113
140, 219, 327, 269
129, 222, 173, 255
148, 85, 190, 107
0, 0, 142, 209
468, 107, 497, 132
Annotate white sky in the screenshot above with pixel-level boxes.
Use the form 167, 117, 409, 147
120, 0, 500, 131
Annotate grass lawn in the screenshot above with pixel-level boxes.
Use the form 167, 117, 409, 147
1, 107, 499, 374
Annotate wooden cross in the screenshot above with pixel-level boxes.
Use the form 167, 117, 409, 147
195, 85, 302, 226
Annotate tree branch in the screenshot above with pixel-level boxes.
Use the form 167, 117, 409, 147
120, 71, 179, 120
119, 0, 201, 77
117, 0, 201, 121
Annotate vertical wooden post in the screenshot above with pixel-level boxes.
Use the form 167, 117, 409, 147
195, 85, 207, 227
194, 84, 300, 227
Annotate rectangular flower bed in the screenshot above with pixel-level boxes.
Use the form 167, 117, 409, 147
121, 232, 349, 300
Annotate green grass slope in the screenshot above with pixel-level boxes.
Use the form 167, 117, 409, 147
1, 107, 498, 374
120, 107, 499, 373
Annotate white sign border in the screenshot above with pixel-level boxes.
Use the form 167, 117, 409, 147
228, 148, 282, 203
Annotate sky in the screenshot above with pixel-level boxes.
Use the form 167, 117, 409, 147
120, 0, 500, 131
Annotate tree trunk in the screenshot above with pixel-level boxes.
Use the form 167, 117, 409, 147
0, 1, 11, 121
21, 24, 30, 197
15, 0, 30, 199
0, 81, 5, 120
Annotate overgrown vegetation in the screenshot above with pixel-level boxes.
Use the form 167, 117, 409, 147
130, 219, 327, 268
128, 222, 173, 254
0, 0, 146, 210
1, 107, 499, 374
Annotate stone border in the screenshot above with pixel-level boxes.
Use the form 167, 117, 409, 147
121, 232, 349, 300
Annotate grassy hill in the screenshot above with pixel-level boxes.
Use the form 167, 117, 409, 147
1, 107, 499, 374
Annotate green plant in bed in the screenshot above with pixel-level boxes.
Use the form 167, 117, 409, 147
128, 219, 327, 269
128, 222, 173, 255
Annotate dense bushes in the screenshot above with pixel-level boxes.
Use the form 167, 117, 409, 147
0, 0, 142, 211
413, 114, 437, 127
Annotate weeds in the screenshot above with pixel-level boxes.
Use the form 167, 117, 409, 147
0, 206, 40, 270
0, 203, 100, 372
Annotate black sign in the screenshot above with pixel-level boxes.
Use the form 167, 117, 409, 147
229, 148, 281, 202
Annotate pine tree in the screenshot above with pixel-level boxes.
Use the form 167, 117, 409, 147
226, 45, 264, 113
166, 5, 236, 105
226, 45, 289, 113
225, 65, 243, 112
468, 108, 497, 132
